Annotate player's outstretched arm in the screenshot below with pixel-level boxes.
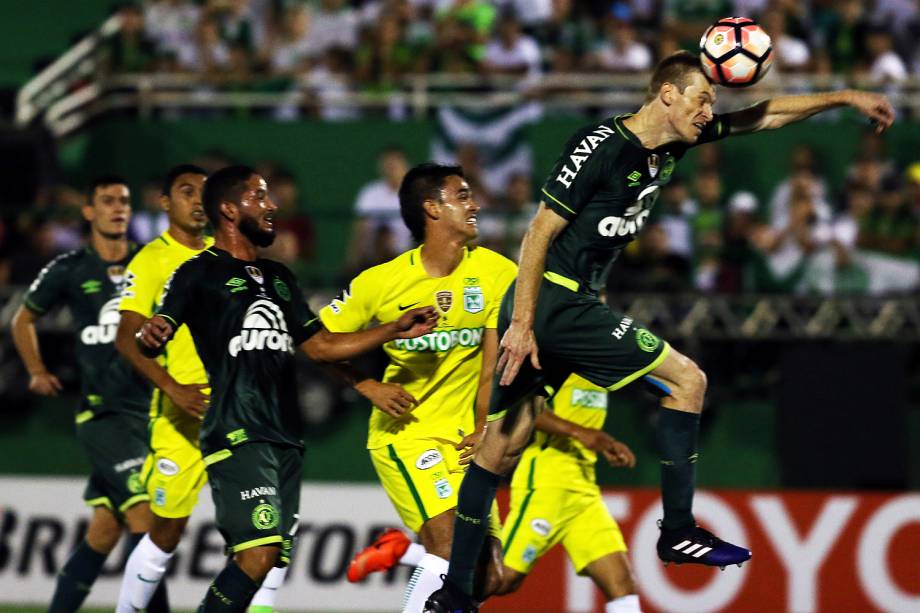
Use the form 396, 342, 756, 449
10, 305, 63, 396
322, 361, 418, 418
301, 306, 438, 363
534, 410, 636, 468
116, 310, 208, 418
726, 90, 895, 134
498, 204, 568, 386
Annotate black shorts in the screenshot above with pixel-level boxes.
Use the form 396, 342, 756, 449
488, 276, 669, 421
206, 442, 302, 565
77, 412, 150, 514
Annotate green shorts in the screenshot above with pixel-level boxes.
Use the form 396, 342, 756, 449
76, 412, 150, 514
205, 442, 302, 565
489, 277, 669, 421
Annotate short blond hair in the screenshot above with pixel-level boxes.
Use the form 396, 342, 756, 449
646, 50, 706, 102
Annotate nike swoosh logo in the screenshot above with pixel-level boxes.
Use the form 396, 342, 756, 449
137, 574, 159, 584
398, 302, 419, 311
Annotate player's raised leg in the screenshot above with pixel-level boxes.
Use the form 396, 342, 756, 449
647, 348, 750, 568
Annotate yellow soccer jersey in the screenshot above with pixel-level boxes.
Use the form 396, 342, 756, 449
119, 231, 214, 413
514, 374, 609, 492
320, 245, 517, 449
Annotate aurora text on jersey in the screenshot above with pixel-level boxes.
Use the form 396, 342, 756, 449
24, 244, 151, 421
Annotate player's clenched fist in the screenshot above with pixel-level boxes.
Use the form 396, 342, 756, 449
135, 315, 174, 357
393, 306, 439, 339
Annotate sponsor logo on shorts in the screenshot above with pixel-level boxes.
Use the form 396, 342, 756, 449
154, 487, 166, 507
571, 388, 608, 409
241, 486, 277, 501
127, 472, 145, 495
636, 328, 661, 352
463, 287, 484, 314
434, 478, 453, 499
522, 544, 538, 563
611, 316, 634, 340
156, 458, 179, 476
114, 457, 146, 473
251, 502, 280, 530
415, 449, 443, 470
530, 518, 551, 537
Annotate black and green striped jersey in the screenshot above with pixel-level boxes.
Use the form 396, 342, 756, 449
23, 244, 151, 422
540, 113, 730, 291
157, 247, 321, 457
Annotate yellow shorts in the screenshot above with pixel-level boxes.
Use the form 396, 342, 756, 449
502, 485, 627, 574
370, 437, 501, 536
141, 390, 208, 518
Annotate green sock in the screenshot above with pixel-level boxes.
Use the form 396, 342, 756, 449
446, 461, 500, 595
657, 407, 700, 530
48, 540, 108, 613
198, 560, 260, 613
124, 532, 171, 613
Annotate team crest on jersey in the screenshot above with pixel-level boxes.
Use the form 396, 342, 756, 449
648, 154, 659, 179
245, 266, 264, 285
463, 286, 484, 314
107, 265, 126, 285
436, 291, 453, 313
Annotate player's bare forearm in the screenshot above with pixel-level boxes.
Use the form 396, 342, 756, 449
302, 307, 437, 363
512, 204, 568, 326
11, 306, 47, 377
730, 90, 894, 133
534, 409, 585, 439
116, 310, 179, 392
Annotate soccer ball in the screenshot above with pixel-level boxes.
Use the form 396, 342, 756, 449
699, 17, 773, 87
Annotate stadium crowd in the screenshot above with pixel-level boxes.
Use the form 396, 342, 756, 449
99, 0, 920, 87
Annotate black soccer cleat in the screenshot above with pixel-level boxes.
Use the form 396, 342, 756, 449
423, 575, 479, 613
657, 521, 752, 569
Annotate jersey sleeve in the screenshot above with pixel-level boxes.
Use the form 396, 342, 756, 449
319, 269, 377, 333
540, 130, 614, 221
693, 113, 732, 146
119, 247, 162, 317
23, 254, 71, 315
288, 274, 322, 345
156, 259, 199, 332
486, 257, 517, 329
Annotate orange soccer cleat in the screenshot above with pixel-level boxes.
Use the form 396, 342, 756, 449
347, 528, 411, 582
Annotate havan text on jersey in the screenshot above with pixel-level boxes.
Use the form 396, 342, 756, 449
554, 124, 616, 188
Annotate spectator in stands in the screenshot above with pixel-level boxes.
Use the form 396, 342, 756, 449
484, 10, 543, 79
355, 12, 416, 88
310, 0, 361, 56
178, 15, 230, 74
858, 173, 917, 257
104, 4, 157, 73
128, 178, 169, 244
434, 0, 497, 71
657, 176, 695, 260
345, 146, 411, 273
206, 0, 267, 61
588, 8, 653, 73
862, 25, 908, 84
717, 191, 761, 292
144, 0, 202, 57
816, 0, 869, 75
691, 168, 726, 290
762, 7, 812, 73
769, 145, 831, 236
477, 172, 537, 260
269, 3, 318, 77
662, 0, 732, 50
494, 0, 554, 33
303, 47, 359, 120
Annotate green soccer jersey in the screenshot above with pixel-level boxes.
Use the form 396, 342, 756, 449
156, 248, 321, 457
23, 244, 151, 422
540, 113, 731, 291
